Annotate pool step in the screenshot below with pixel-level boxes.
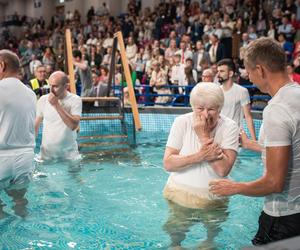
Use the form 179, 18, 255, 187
80, 141, 128, 147
81, 115, 124, 121
80, 134, 128, 140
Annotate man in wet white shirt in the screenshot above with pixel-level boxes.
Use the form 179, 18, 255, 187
0, 50, 36, 218
35, 71, 82, 161
210, 37, 300, 245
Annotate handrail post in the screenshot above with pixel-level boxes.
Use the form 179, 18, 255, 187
114, 31, 142, 131
65, 29, 76, 94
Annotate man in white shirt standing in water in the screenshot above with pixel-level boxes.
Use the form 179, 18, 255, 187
35, 71, 82, 161
210, 37, 300, 245
217, 58, 256, 140
0, 50, 36, 218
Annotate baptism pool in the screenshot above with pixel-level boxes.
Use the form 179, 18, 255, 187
0, 129, 263, 250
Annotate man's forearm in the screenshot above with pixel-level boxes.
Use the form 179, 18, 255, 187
54, 104, 79, 130
246, 116, 256, 140
235, 175, 281, 196
244, 139, 262, 152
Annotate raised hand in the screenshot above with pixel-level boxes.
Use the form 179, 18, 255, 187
48, 92, 59, 107
193, 113, 210, 141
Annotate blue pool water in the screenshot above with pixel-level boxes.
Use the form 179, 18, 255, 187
0, 132, 263, 249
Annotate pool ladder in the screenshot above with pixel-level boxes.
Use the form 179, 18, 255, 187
79, 97, 134, 151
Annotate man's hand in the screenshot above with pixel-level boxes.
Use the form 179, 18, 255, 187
193, 114, 210, 141
240, 129, 250, 148
209, 179, 238, 196
48, 92, 59, 107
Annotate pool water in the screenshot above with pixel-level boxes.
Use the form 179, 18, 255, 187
0, 132, 263, 249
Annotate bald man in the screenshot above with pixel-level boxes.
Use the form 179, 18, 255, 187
35, 71, 82, 161
0, 49, 36, 218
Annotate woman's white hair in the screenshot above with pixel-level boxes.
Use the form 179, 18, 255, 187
190, 82, 224, 110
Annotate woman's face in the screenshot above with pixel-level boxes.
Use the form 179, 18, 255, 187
193, 100, 220, 130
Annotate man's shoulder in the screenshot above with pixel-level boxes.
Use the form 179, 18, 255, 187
233, 83, 249, 94
37, 94, 49, 103
66, 92, 82, 102
67, 92, 81, 98
233, 83, 247, 90
269, 83, 300, 105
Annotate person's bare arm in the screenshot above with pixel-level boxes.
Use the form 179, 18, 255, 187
73, 60, 87, 70
209, 146, 290, 196
240, 129, 262, 152
35, 116, 43, 137
48, 93, 80, 130
163, 139, 223, 172
209, 149, 237, 177
243, 104, 256, 141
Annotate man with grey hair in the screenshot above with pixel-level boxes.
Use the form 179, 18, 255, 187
210, 37, 300, 245
35, 71, 82, 161
201, 68, 214, 83
0, 49, 36, 218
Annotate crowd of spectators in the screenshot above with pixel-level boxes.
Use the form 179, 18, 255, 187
1, 0, 300, 107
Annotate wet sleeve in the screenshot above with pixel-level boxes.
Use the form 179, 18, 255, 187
166, 116, 185, 150
240, 87, 250, 107
71, 96, 82, 117
220, 120, 239, 152
36, 95, 46, 118
263, 104, 293, 147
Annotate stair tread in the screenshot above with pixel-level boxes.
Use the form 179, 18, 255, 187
80, 141, 128, 147
81, 115, 123, 120
80, 134, 128, 139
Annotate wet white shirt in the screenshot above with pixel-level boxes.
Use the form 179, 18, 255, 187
37, 92, 82, 160
0, 77, 36, 151
260, 83, 300, 217
166, 112, 239, 189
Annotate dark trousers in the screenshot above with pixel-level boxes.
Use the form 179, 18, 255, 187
252, 211, 300, 245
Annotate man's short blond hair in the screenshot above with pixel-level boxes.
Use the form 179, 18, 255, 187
244, 37, 286, 73
0, 49, 20, 73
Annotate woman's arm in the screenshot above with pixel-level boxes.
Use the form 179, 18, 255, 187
208, 149, 237, 177
163, 146, 205, 172
163, 138, 223, 172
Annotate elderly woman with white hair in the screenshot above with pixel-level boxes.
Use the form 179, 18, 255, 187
163, 82, 239, 248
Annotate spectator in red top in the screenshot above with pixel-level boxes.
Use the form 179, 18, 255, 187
287, 64, 300, 84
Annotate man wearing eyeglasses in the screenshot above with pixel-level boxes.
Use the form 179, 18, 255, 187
201, 68, 214, 83
28, 64, 49, 98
